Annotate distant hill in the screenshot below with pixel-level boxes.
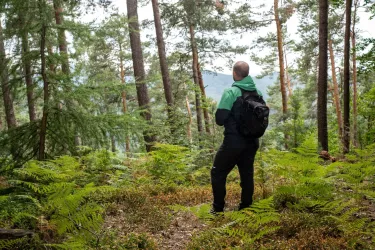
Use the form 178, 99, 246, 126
202, 71, 277, 102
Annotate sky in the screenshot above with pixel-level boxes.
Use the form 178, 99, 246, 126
85, 0, 375, 76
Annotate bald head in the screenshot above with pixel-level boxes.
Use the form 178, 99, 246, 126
233, 61, 249, 81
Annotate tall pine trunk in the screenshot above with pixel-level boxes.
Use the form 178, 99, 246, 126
0, 109, 3, 131
53, 0, 82, 147
317, 0, 329, 151
53, 0, 69, 75
0, 107, 3, 131
188, 25, 204, 137
343, 0, 352, 154
20, 11, 36, 122
185, 94, 193, 144
111, 135, 116, 152
151, 0, 175, 128
119, 44, 131, 154
127, 0, 155, 152
0, 21, 17, 129
274, 0, 288, 149
183, 80, 192, 143
198, 63, 211, 134
351, 0, 359, 148
47, 44, 55, 72
284, 48, 293, 97
38, 13, 49, 161
328, 39, 343, 145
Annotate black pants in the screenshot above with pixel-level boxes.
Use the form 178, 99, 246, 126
211, 141, 258, 212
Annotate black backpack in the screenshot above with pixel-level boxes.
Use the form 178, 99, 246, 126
237, 88, 269, 138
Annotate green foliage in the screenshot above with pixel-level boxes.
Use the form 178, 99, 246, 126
0, 194, 41, 228
358, 86, 375, 145
0, 238, 39, 250
218, 197, 280, 247
148, 143, 198, 185
170, 203, 214, 221
119, 233, 158, 250
0, 150, 128, 248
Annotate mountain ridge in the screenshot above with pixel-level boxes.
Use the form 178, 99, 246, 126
202, 71, 277, 102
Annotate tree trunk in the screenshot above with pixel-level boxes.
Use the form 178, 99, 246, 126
53, 0, 83, 148
20, 13, 36, 122
284, 48, 293, 97
53, 0, 69, 75
184, 83, 193, 144
0, 21, 17, 129
127, 0, 155, 152
0, 228, 34, 239
151, 0, 174, 125
47, 44, 55, 72
119, 45, 131, 154
0, 108, 3, 131
198, 63, 211, 134
328, 39, 344, 145
38, 22, 49, 161
188, 24, 204, 136
317, 0, 329, 151
111, 135, 116, 152
343, 0, 352, 154
351, 0, 359, 148
274, 0, 288, 149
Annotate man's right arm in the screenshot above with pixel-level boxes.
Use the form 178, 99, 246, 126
215, 89, 234, 126
215, 109, 230, 126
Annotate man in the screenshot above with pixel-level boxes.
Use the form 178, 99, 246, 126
211, 61, 263, 213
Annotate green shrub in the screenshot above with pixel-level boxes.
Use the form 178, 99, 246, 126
148, 143, 196, 185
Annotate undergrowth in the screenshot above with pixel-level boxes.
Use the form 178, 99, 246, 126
1, 139, 375, 249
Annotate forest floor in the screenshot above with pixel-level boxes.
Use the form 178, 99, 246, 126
97, 145, 375, 250
102, 184, 243, 250
2, 143, 375, 249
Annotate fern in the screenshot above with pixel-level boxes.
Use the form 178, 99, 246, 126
0, 238, 30, 250
2, 152, 121, 247
217, 197, 280, 246
170, 203, 215, 221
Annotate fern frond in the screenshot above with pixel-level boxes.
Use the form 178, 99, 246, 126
0, 238, 28, 249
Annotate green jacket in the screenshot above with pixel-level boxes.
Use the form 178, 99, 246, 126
215, 75, 263, 147
217, 76, 262, 111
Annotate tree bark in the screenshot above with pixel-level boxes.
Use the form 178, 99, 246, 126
38, 22, 49, 161
351, 0, 359, 148
317, 0, 329, 151
151, 0, 174, 125
127, 0, 155, 152
184, 83, 193, 144
53, 0, 83, 148
188, 24, 204, 136
0, 108, 3, 131
284, 48, 293, 97
47, 44, 55, 72
0, 228, 34, 239
274, 0, 288, 113
198, 63, 211, 134
119, 44, 131, 154
0, 21, 17, 129
20, 12, 36, 122
111, 135, 116, 152
343, 0, 352, 154
274, 0, 288, 149
328, 39, 343, 144
53, 0, 69, 75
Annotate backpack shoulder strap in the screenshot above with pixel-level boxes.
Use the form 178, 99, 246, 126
235, 86, 259, 99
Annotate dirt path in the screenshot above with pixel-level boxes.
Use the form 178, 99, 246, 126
155, 211, 207, 250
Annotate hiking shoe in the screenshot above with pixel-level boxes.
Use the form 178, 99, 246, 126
238, 205, 251, 211
209, 208, 224, 217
